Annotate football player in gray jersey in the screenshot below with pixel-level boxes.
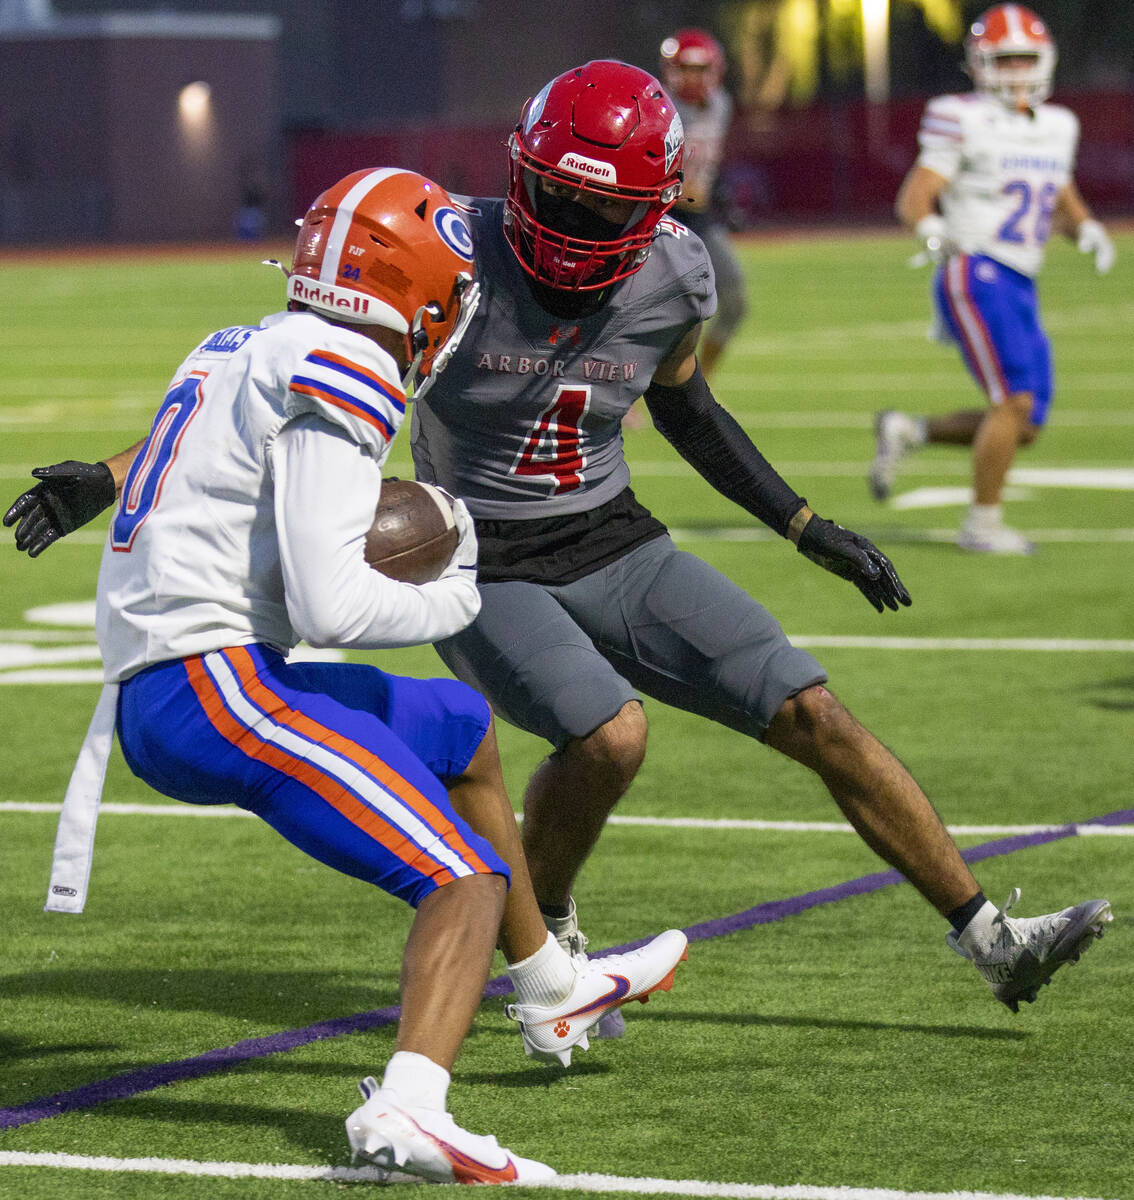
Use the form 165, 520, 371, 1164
659, 27, 748, 377
8, 61, 1112, 1019
412, 59, 1109, 1018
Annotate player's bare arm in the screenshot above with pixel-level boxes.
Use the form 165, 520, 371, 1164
896, 165, 953, 263
894, 164, 948, 230
104, 439, 146, 494
1054, 180, 1116, 273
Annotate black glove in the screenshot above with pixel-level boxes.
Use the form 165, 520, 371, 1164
797, 514, 912, 613
3, 461, 117, 558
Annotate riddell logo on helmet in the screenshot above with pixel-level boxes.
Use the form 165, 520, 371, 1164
289, 278, 371, 316
558, 153, 617, 184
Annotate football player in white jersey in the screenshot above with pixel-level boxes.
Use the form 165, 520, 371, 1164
7, 63, 1112, 1030
869, 4, 1116, 554
6, 168, 691, 1183
659, 27, 748, 378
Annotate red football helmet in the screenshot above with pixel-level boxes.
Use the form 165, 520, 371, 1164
659, 28, 726, 106
504, 60, 685, 292
287, 167, 479, 395
966, 4, 1056, 109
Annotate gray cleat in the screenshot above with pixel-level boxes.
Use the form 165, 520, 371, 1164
867, 409, 921, 501
947, 888, 1113, 1012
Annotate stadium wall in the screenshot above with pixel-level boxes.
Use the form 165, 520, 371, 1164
0, 14, 280, 244
288, 91, 1134, 228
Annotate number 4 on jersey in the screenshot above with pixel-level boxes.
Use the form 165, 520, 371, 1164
511, 385, 589, 494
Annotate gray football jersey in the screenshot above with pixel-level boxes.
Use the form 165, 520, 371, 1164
411, 197, 716, 519
675, 90, 733, 213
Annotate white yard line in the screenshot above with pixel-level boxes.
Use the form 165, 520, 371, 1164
724, 301, 1134, 355
2, 633, 1133, 687
2, 801, 1131, 838
788, 636, 1134, 652
670, 526, 1134, 543
0, 1152, 1115, 1200
24, 522, 1134, 550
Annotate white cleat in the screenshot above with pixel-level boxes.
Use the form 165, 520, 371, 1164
543, 899, 625, 1039
346, 1079, 555, 1184
868, 410, 921, 501
947, 888, 1113, 1013
956, 522, 1035, 555
507, 928, 688, 1066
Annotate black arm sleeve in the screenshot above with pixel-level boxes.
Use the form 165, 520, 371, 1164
643, 365, 807, 537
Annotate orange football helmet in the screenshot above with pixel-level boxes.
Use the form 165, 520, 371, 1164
287, 167, 479, 395
966, 4, 1056, 109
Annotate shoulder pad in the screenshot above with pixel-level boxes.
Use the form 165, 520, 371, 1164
285, 326, 406, 458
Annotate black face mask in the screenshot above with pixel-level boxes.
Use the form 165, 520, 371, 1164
535, 189, 626, 242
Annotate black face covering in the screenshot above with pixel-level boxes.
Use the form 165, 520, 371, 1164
534, 189, 626, 243
526, 276, 611, 319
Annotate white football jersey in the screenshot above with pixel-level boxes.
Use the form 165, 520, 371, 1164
97, 310, 479, 683
916, 91, 1079, 277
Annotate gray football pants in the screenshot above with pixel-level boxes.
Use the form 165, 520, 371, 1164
434, 535, 826, 752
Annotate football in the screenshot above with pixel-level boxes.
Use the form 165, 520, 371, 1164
364, 479, 459, 584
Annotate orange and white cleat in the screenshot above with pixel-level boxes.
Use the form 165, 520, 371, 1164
346, 1079, 556, 1184
506, 928, 688, 1066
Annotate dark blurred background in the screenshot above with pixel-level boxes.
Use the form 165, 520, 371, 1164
2, 0, 1131, 243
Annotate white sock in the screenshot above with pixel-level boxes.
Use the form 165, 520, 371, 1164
955, 900, 1001, 954
380, 1050, 450, 1113
911, 415, 929, 445
507, 930, 577, 1006
968, 503, 1002, 531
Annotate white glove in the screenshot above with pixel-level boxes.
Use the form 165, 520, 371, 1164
1077, 219, 1115, 274
438, 491, 478, 583
906, 214, 954, 267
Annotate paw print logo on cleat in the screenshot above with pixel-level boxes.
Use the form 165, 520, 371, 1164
554, 1020, 571, 1039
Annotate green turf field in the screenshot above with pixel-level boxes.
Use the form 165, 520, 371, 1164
2, 231, 1132, 1199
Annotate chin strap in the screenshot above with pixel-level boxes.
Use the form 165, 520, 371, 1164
409, 274, 481, 400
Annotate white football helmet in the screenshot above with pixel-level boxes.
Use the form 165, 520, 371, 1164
966, 4, 1056, 109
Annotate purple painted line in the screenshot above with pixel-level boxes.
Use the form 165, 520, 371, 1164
593, 817, 1112, 954
0, 1005, 400, 1131
3, 808, 1128, 1131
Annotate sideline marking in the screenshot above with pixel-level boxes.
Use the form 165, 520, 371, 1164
2, 634, 1132, 688
726, 301, 1134, 356
0, 1154, 1114, 1200
670, 527, 1134, 545
1, 807, 1129, 1133
4, 801, 1134, 840
789, 636, 1134, 652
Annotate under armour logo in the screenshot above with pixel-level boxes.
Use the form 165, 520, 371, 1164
548, 324, 580, 346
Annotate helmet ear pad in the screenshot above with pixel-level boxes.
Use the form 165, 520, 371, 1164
410, 312, 438, 358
